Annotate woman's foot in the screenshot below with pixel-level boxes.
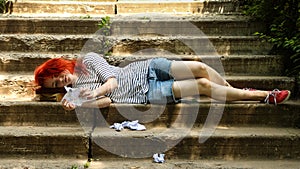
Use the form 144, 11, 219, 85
264, 89, 291, 105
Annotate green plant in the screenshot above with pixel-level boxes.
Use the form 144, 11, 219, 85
97, 16, 113, 56
97, 16, 111, 36
69, 160, 90, 169
70, 165, 78, 169
84, 161, 91, 168
242, 0, 300, 95
80, 14, 91, 19
0, 0, 7, 13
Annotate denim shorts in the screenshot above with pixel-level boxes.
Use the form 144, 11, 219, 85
146, 58, 177, 104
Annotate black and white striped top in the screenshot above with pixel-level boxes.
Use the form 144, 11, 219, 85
73, 52, 152, 103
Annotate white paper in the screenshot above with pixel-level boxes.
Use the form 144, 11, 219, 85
110, 120, 146, 131
153, 153, 165, 163
61, 86, 94, 106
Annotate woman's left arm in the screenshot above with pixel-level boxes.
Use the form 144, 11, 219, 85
93, 77, 118, 97
82, 53, 118, 98
81, 77, 118, 99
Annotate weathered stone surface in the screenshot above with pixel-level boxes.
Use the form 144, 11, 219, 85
0, 53, 284, 76
117, 0, 239, 15
10, 0, 240, 16
0, 100, 299, 159
0, 158, 300, 169
0, 34, 273, 55
13, 1, 116, 16
226, 76, 296, 92
0, 126, 88, 157
111, 16, 265, 36
0, 101, 78, 126
0, 16, 265, 36
0, 74, 34, 100
105, 36, 272, 55
1, 101, 299, 128
0, 74, 295, 100
0, 98, 300, 128
0, 0, 299, 164
91, 127, 300, 159
98, 101, 300, 128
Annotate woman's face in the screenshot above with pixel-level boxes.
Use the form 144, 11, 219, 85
43, 70, 77, 88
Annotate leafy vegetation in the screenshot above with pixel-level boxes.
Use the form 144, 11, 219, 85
0, 0, 7, 13
69, 160, 90, 169
241, 0, 300, 95
97, 16, 112, 56
97, 16, 111, 36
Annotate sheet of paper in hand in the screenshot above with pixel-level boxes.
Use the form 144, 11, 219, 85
61, 86, 94, 106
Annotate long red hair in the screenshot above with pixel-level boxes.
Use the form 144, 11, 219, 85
34, 58, 76, 87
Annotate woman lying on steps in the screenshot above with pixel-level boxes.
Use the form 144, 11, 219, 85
34, 52, 291, 111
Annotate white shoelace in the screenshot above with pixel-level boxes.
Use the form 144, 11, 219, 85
264, 89, 280, 105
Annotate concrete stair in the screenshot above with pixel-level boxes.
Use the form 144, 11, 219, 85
0, 0, 299, 168
11, 0, 240, 17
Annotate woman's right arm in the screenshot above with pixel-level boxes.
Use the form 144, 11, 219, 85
82, 96, 112, 108
93, 77, 118, 97
61, 96, 112, 110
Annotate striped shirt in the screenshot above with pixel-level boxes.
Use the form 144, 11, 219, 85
73, 52, 152, 103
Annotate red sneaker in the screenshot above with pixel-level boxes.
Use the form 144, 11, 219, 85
264, 89, 291, 105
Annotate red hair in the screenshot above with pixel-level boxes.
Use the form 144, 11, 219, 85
34, 58, 76, 87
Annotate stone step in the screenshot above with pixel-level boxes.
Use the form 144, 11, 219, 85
0, 73, 296, 99
0, 158, 88, 169
225, 76, 296, 92
12, 1, 116, 17
0, 126, 299, 160
89, 159, 300, 169
0, 74, 35, 101
0, 52, 285, 76
0, 74, 295, 100
0, 101, 79, 126
93, 101, 300, 128
0, 34, 272, 55
110, 15, 264, 37
1, 101, 299, 128
116, 0, 240, 15
0, 15, 264, 36
115, 54, 286, 76
108, 36, 272, 55
0, 0, 297, 165
20, 0, 116, 1
91, 126, 300, 159
10, 0, 240, 17
0, 126, 88, 157
0, 158, 300, 169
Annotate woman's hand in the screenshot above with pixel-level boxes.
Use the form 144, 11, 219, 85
61, 99, 76, 111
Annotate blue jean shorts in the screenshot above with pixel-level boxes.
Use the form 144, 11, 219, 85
146, 58, 177, 104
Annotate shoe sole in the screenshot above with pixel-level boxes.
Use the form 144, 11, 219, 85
277, 90, 291, 104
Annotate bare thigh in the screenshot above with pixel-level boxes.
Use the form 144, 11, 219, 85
170, 61, 208, 80
172, 78, 211, 99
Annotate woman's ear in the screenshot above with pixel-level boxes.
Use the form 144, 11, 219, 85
27, 81, 41, 91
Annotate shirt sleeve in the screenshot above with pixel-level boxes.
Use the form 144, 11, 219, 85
83, 52, 116, 82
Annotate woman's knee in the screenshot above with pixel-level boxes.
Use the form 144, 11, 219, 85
191, 62, 208, 77
196, 78, 211, 89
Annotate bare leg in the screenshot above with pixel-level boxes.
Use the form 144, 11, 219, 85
170, 61, 231, 87
172, 78, 268, 101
